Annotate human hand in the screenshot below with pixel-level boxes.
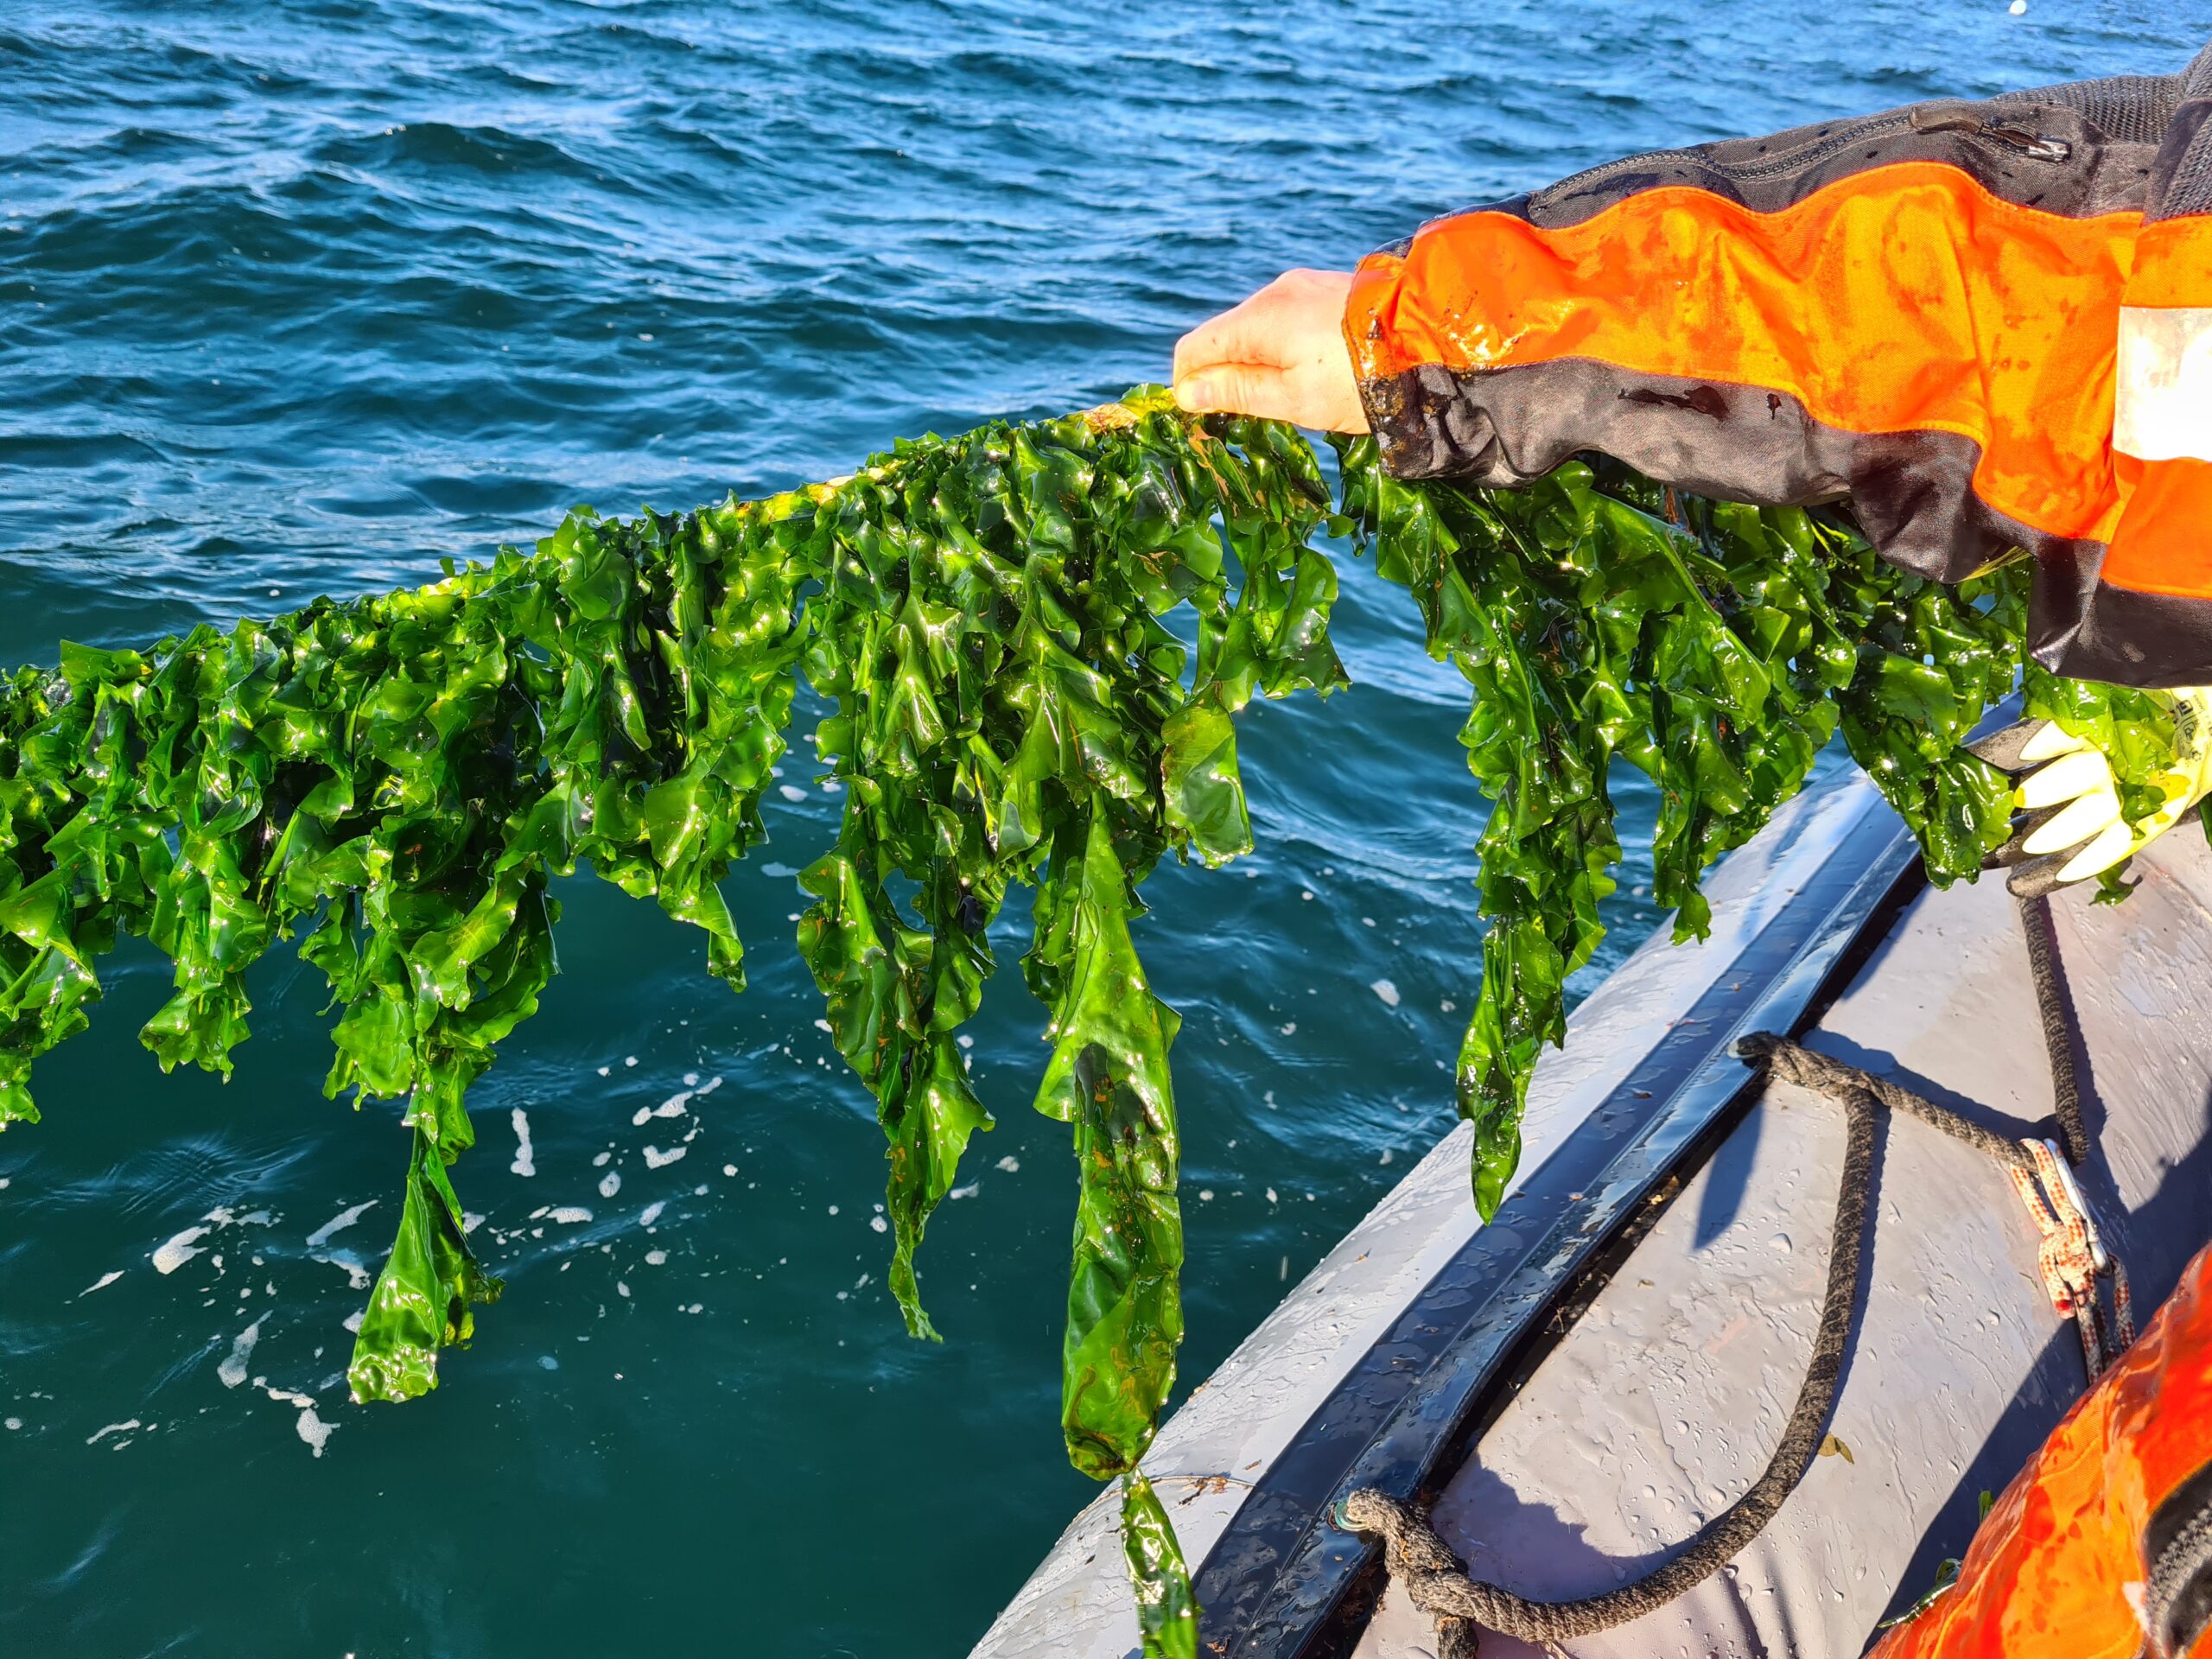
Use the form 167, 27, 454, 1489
1970, 688, 2212, 894
1172, 269, 1369, 434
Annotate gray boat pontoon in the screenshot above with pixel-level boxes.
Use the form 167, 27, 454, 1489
974, 757, 2211, 1658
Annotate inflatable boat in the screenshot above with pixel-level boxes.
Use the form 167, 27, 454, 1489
973, 754, 2212, 1658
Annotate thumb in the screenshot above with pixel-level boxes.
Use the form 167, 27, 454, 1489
1174, 363, 1288, 418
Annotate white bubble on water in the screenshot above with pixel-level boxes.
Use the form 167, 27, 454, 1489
296, 1407, 335, 1458
305, 1201, 376, 1249
219, 1314, 269, 1389
152, 1227, 209, 1275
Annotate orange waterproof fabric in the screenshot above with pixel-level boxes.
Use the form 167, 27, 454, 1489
2126, 217, 2212, 311
1869, 1239, 2212, 1659
2104, 213, 2212, 599
2102, 456, 2212, 601
1344, 164, 2139, 544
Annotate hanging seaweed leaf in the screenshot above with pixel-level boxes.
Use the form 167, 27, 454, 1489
1332, 444, 2023, 1215
0, 385, 2145, 1649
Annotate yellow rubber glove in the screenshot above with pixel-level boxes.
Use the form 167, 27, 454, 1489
1968, 688, 2212, 895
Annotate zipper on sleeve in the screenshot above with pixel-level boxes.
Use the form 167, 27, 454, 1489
1910, 104, 2073, 162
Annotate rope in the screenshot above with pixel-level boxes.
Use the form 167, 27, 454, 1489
1728, 1037, 2137, 1376
1740, 1034, 2034, 1173
2016, 892, 2092, 1166
1757, 1034, 2133, 1377
1339, 1061, 1880, 1646
1342, 1029, 2139, 1650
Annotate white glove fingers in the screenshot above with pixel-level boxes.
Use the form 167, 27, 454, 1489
2019, 721, 2093, 764
1968, 719, 2067, 773
2015, 748, 2115, 810
1981, 689, 2212, 896
2021, 787, 2124, 855
2056, 820, 2138, 883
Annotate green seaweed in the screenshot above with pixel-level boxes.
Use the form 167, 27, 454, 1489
0, 389, 2116, 1646
1334, 448, 2021, 1211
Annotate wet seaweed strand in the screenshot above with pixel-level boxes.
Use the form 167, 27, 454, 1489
0, 387, 2154, 1656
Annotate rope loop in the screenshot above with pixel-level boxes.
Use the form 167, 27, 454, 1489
1343, 1013, 2139, 1653
1338, 1049, 1879, 1648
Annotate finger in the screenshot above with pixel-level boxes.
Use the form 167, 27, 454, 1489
2021, 721, 2092, 764
2056, 818, 2137, 882
1968, 719, 2049, 772
1967, 718, 2088, 772
2015, 747, 2114, 810
2020, 785, 2122, 855
2007, 819, 2139, 897
1989, 802, 2068, 868
1173, 292, 1294, 385
1176, 359, 1367, 432
1174, 363, 1299, 422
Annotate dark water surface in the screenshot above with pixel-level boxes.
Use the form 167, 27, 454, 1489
2, 3, 2203, 1655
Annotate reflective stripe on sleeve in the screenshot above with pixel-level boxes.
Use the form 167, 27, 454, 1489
2114, 306, 2212, 464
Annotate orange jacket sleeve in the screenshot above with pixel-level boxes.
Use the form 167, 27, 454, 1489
2094, 82, 2212, 680
1344, 41, 2212, 688
1867, 1237, 2212, 1659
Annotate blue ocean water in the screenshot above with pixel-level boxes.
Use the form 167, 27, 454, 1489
1, 3, 2203, 1655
